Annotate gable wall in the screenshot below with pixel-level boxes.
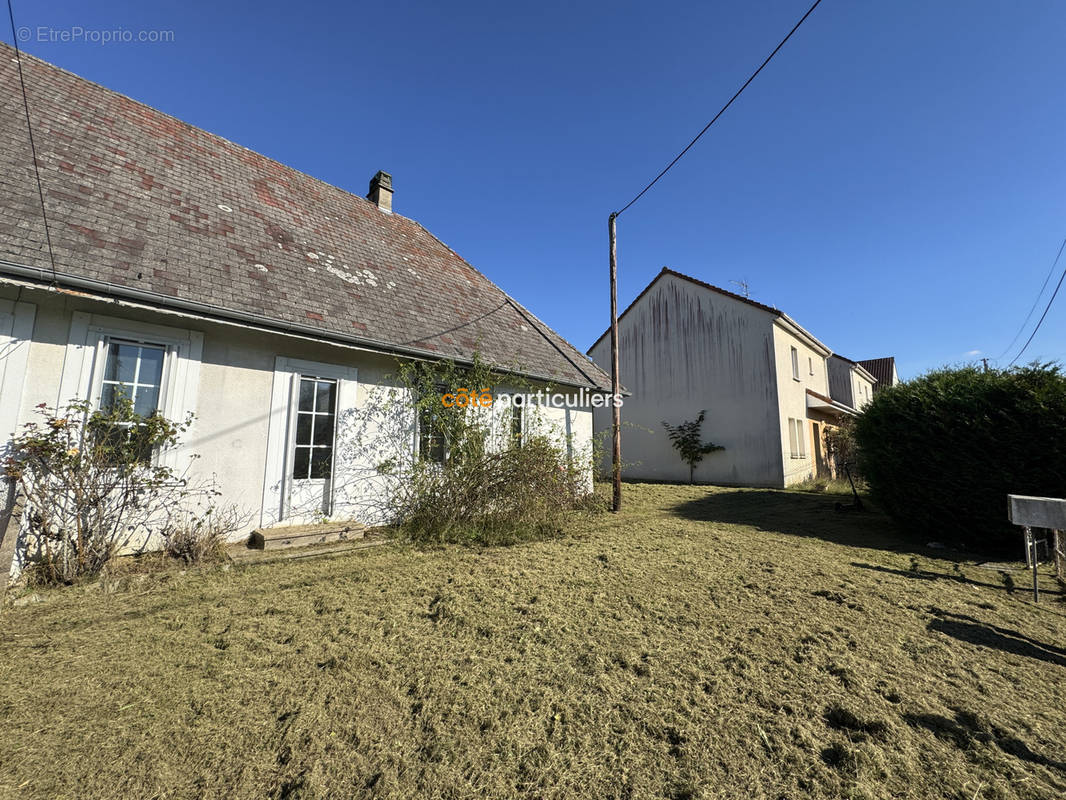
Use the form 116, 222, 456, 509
588, 272, 783, 486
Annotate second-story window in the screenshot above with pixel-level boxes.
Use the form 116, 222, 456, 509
791, 347, 800, 381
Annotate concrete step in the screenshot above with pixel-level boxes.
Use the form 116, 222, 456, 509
248, 521, 365, 551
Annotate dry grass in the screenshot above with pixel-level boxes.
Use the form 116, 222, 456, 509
1, 483, 1065, 800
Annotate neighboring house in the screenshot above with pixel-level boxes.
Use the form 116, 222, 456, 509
0, 45, 610, 561
858, 357, 900, 393
827, 354, 876, 411
587, 268, 855, 488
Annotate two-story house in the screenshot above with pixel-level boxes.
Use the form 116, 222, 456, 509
587, 268, 855, 487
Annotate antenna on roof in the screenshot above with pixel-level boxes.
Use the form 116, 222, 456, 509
730, 279, 750, 298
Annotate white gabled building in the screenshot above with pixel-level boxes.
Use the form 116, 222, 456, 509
587, 268, 857, 487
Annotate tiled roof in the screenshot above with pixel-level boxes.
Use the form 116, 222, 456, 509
857, 357, 896, 387
0, 43, 610, 391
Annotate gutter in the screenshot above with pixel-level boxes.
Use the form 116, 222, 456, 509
0, 258, 613, 394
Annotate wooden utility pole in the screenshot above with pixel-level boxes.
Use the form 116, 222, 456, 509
609, 212, 622, 512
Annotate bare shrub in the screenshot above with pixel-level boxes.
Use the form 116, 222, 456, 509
4, 400, 199, 585
162, 504, 248, 565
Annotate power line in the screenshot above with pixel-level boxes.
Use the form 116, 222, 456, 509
6, 0, 59, 285
615, 0, 824, 217
997, 235, 1066, 360
1009, 253, 1066, 366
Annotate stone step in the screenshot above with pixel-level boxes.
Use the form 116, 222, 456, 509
248, 521, 365, 551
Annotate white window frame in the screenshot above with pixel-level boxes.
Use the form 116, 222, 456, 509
57, 312, 203, 468
791, 347, 800, 381
788, 418, 807, 459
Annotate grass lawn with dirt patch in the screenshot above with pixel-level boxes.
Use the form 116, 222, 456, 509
1, 483, 1065, 800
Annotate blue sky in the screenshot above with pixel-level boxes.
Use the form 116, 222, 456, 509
7, 0, 1066, 379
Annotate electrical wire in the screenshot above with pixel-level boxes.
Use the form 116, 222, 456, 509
6, 0, 59, 285
615, 0, 824, 217
1008, 251, 1066, 366
996, 236, 1066, 361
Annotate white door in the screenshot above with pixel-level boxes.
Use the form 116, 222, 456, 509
285, 374, 338, 522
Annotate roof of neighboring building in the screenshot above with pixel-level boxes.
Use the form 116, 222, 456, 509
588, 267, 830, 356
828, 353, 877, 384
0, 43, 610, 391
857, 357, 897, 386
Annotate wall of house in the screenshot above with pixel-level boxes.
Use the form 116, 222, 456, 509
0, 285, 594, 564
588, 272, 784, 487
827, 356, 855, 408
771, 321, 831, 487
852, 371, 874, 410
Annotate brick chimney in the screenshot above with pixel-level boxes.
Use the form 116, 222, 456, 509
367, 170, 393, 213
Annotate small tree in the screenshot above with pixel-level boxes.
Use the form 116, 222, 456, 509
662, 410, 724, 484
4, 400, 196, 584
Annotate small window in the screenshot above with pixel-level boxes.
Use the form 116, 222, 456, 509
510, 404, 523, 447
788, 418, 807, 459
292, 376, 337, 479
791, 347, 799, 381
97, 339, 168, 463
418, 406, 446, 463
100, 340, 166, 417
808, 356, 814, 376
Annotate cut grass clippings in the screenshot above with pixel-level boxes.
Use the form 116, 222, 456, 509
1, 483, 1064, 799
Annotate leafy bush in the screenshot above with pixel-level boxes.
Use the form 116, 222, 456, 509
853, 364, 1066, 555
397, 435, 601, 546
361, 356, 603, 545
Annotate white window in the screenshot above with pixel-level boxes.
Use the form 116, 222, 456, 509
99, 340, 167, 416
418, 404, 446, 463
808, 356, 814, 376
510, 403, 523, 448
58, 313, 203, 468
791, 347, 800, 381
292, 376, 337, 479
788, 418, 807, 459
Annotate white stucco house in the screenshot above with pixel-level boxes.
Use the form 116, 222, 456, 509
0, 45, 611, 572
587, 268, 867, 487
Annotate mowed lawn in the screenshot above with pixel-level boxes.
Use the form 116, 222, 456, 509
2, 484, 1065, 800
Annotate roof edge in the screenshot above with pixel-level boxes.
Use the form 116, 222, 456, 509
587, 266, 781, 354
0, 258, 611, 392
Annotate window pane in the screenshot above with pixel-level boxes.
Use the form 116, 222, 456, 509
316, 381, 335, 414
138, 346, 165, 387
134, 385, 160, 417
310, 447, 332, 479
295, 413, 313, 446
292, 446, 310, 479
100, 383, 132, 411
313, 414, 334, 446
511, 406, 522, 445
298, 378, 315, 412
104, 342, 138, 383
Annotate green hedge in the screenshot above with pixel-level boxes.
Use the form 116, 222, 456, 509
854, 364, 1066, 556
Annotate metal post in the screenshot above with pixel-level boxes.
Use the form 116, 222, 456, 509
609, 212, 622, 513
1025, 526, 1039, 603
